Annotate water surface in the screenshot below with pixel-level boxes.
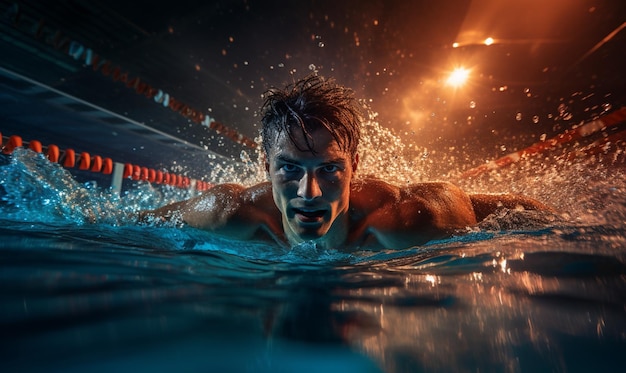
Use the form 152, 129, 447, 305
1, 145, 625, 373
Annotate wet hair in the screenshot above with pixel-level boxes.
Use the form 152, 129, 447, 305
261, 75, 362, 158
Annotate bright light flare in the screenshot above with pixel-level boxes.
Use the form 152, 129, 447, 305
446, 67, 470, 87
484, 37, 494, 46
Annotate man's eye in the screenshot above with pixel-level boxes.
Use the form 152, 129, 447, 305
282, 164, 298, 172
322, 165, 340, 173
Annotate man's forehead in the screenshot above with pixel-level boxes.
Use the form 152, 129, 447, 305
275, 125, 337, 148
270, 128, 349, 160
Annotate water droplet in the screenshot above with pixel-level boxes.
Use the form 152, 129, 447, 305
469, 101, 476, 109
515, 112, 522, 121
318, 41, 325, 47
532, 115, 539, 124
308, 64, 317, 71
540, 133, 547, 141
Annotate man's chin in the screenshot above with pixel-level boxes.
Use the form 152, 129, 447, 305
295, 230, 326, 241
291, 224, 328, 242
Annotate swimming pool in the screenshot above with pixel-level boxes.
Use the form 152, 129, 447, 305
1, 138, 625, 372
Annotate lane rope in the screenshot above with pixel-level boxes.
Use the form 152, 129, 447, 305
460, 107, 626, 178
0, 132, 213, 193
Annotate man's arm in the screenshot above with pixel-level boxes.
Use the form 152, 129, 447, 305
469, 193, 554, 221
139, 182, 283, 240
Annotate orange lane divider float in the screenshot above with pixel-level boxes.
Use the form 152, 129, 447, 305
460, 107, 626, 179
1, 135, 23, 154
0, 133, 213, 192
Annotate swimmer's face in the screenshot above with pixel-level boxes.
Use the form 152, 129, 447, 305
266, 127, 357, 246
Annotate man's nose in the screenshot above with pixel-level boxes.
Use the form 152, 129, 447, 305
297, 172, 322, 200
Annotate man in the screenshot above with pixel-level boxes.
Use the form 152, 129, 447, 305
141, 75, 552, 251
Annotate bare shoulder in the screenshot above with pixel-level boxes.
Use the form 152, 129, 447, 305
238, 181, 272, 202
191, 181, 277, 224
192, 181, 273, 207
350, 179, 472, 212
350, 178, 401, 211
401, 181, 469, 199
400, 181, 476, 226
348, 179, 476, 248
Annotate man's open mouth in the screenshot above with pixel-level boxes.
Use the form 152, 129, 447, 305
293, 208, 326, 222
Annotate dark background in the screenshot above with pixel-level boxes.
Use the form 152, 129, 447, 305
1, 0, 624, 178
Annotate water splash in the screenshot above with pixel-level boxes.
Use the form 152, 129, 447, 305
0, 149, 191, 225
1, 114, 624, 241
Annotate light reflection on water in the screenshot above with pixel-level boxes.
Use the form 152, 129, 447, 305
1, 219, 624, 372
338, 236, 626, 372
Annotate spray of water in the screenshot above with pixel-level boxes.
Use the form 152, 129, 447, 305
0, 115, 624, 231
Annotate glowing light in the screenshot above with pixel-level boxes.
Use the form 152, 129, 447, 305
484, 37, 494, 46
425, 275, 438, 286
500, 258, 508, 273
446, 67, 470, 87
452, 42, 460, 48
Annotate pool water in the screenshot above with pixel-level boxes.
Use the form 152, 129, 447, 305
1, 147, 625, 372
